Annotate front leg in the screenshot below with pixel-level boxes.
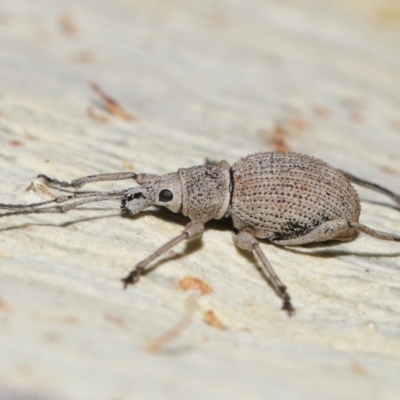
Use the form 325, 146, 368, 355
122, 221, 204, 288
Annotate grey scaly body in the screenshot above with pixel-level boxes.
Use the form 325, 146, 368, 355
1, 151, 400, 315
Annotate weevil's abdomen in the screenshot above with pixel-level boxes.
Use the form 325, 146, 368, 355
230, 152, 361, 240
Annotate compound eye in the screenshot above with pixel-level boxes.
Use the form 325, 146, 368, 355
158, 189, 173, 202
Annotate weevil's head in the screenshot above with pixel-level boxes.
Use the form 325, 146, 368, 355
121, 173, 182, 216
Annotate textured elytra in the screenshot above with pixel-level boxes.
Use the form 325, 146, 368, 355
230, 152, 361, 240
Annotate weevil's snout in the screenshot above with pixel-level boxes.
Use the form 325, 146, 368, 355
121, 187, 152, 216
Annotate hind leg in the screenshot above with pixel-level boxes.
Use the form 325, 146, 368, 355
271, 219, 354, 246
272, 218, 400, 245
338, 170, 400, 206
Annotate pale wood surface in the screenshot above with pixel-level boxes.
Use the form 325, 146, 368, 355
0, 1, 400, 399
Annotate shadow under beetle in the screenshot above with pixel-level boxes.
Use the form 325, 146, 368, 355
1, 152, 400, 315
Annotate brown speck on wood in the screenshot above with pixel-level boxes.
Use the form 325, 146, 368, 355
345, 97, 366, 124
0, 296, 10, 312
262, 122, 291, 152
10, 140, 23, 147
87, 106, 109, 123
104, 313, 126, 328
25, 132, 38, 140
288, 117, 307, 132
145, 295, 198, 352
350, 361, 368, 375
312, 105, 332, 119
380, 165, 397, 175
178, 276, 212, 295
122, 159, 134, 171
89, 82, 136, 121
59, 12, 79, 37
203, 310, 226, 330
72, 50, 96, 63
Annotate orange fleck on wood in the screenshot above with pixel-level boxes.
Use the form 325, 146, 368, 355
268, 122, 291, 152
104, 313, 126, 328
203, 310, 226, 330
25, 132, 38, 140
289, 117, 307, 131
146, 295, 198, 352
312, 105, 332, 119
0, 297, 10, 312
122, 159, 134, 170
72, 51, 96, 63
380, 165, 397, 175
89, 82, 136, 121
178, 276, 212, 295
10, 140, 23, 147
351, 361, 368, 375
59, 12, 79, 37
87, 106, 109, 123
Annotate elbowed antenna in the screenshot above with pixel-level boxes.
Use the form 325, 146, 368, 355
38, 172, 138, 189
0, 171, 141, 218
0, 190, 128, 218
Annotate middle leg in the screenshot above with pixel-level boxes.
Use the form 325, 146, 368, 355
233, 229, 295, 316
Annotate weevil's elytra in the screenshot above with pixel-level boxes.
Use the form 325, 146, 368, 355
1, 151, 400, 316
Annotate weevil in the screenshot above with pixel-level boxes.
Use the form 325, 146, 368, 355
1, 152, 400, 315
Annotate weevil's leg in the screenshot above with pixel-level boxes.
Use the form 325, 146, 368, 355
350, 222, 400, 242
39, 172, 138, 190
233, 229, 295, 316
271, 219, 353, 246
0, 190, 126, 218
338, 170, 400, 206
122, 221, 205, 288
